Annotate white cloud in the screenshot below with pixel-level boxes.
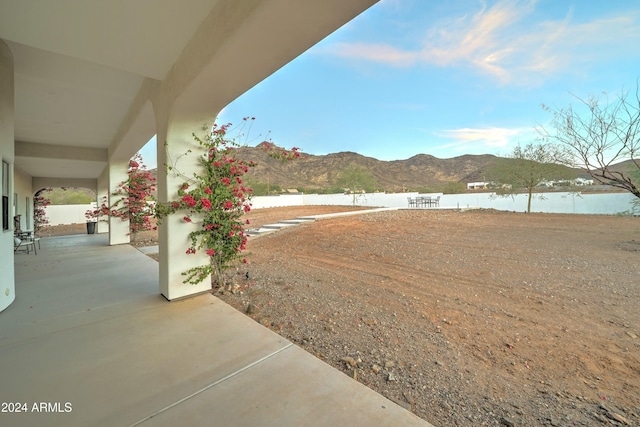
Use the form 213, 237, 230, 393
327, 0, 640, 86
436, 127, 524, 153
329, 42, 418, 67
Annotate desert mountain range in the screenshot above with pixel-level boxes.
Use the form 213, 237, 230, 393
147, 145, 633, 194
234, 146, 537, 193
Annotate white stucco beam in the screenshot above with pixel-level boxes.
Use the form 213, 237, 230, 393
108, 79, 158, 164
33, 177, 97, 194
15, 140, 107, 162
162, 0, 379, 119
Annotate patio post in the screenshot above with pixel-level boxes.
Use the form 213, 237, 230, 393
107, 159, 130, 245
96, 168, 109, 234
155, 118, 212, 300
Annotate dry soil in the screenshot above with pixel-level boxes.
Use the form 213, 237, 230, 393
43, 206, 640, 426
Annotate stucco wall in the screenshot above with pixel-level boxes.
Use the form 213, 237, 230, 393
45, 204, 95, 225
250, 191, 636, 215
1, 40, 15, 312
440, 191, 637, 215
42, 191, 637, 228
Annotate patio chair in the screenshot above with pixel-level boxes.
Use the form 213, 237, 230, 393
33, 234, 41, 250
14, 236, 37, 255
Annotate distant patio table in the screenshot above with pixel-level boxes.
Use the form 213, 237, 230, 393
407, 196, 440, 208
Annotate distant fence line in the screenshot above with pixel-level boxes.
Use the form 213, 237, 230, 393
45, 192, 637, 226
251, 191, 637, 215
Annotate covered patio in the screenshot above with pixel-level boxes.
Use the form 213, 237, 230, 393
1, 1, 432, 425
1, 0, 381, 307
1, 234, 431, 426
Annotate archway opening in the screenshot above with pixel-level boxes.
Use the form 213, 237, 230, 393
34, 186, 97, 237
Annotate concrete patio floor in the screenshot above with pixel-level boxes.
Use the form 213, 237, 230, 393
1, 233, 433, 427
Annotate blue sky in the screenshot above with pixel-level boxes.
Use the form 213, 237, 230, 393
140, 0, 640, 166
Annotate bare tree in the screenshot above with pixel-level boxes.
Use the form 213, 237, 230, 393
487, 142, 575, 213
540, 86, 640, 199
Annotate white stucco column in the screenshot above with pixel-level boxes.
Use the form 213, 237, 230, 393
0, 39, 15, 312
96, 167, 109, 234
107, 160, 130, 245
156, 119, 211, 300
143, 0, 379, 300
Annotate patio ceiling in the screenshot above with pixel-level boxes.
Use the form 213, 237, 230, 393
1, 0, 219, 181
0, 0, 377, 183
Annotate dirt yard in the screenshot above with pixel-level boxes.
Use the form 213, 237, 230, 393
221, 207, 639, 427
43, 207, 640, 426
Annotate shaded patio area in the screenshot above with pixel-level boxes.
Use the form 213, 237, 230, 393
1, 234, 431, 426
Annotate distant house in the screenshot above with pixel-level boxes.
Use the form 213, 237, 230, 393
574, 178, 594, 186
467, 182, 490, 190
539, 178, 595, 188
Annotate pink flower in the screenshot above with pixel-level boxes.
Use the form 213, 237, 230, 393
129, 160, 139, 168
183, 216, 192, 223
181, 194, 197, 207
200, 198, 212, 210
206, 249, 215, 256
221, 177, 231, 186
204, 187, 212, 195
223, 200, 233, 209
186, 248, 196, 254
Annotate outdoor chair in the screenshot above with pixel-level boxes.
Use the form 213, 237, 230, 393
33, 234, 41, 250
14, 236, 37, 254
407, 197, 417, 208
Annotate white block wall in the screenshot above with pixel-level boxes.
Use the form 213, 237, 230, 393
45, 204, 95, 225
43, 191, 638, 227
249, 191, 636, 215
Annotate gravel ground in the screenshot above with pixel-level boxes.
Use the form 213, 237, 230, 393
43, 206, 640, 426
217, 208, 640, 427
